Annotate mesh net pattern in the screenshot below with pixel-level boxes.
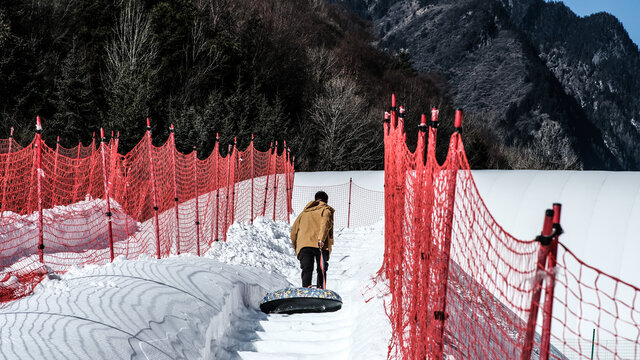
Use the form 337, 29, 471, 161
0, 129, 293, 303
291, 181, 384, 229
381, 100, 640, 360
548, 245, 640, 359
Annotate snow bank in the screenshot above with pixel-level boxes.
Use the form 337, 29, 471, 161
206, 217, 300, 285
0, 196, 139, 261
0, 218, 292, 359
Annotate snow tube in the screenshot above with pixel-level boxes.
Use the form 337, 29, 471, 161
260, 287, 342, 314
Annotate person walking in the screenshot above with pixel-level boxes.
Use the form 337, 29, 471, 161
290, 191, 334, 289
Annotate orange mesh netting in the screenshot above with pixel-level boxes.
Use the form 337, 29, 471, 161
0, 118, 293, 303
380, 95, 640, 359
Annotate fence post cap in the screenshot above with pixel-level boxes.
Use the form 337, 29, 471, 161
454, 109, 463, 130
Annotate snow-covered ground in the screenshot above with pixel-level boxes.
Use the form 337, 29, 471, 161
296, 170, 640, 287
0, 217, 388, 359
1, 169, 639, 359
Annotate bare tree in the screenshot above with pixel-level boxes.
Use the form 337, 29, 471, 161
103, 0, 158, 148
499, 119, 582, 170
307, 47, 338, 87
177, 16, 224, 107
309, 72, 381, 170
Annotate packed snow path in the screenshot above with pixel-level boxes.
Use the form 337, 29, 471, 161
0, 219, 389, 360
221, 225, 389, 360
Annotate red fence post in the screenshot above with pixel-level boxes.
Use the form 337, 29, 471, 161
382, 100, 393, 274
213, 134, 220, 242
521, 208, 556, 360
99, 129, 115, 262
170, 124, 180, 255
433, 109, 464, 358
540, 203, 562, 360
347, 177, 353, 228
262, 142, 273, 216
193, 146, 200, 256
71, 141, 81, 204
36, 117, 44, 264
407, 113, 426, 357
291, 154, 295, 207
108, 132, 120, 197
87, 133, 96, 197
231, 138, 238, 225
52, 136, 60, 206
416, 114, 427, 165
146, 118, 162, 259
250, 134, 255, 224
422, 108, 440, 357
285, 142, 291, 224
272, 141, 279, 221
224, 144, 232, 242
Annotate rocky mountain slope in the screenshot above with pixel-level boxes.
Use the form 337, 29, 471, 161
331, 0, 640, 170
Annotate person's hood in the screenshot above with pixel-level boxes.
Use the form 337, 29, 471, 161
302, 200, 335, 214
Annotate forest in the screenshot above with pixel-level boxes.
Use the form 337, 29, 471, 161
0, 0, 519, 170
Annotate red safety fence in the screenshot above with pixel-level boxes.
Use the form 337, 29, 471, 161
292, 178, 384, 229
0, 118, 293, 304
381, 94, 640, 359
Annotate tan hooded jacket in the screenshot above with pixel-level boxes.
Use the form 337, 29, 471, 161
290, 200, 334, 257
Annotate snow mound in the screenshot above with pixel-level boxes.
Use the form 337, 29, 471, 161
206, 216, 300, 285
0, 196, 139, 260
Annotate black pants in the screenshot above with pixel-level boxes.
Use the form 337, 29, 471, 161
299, 247, 329, 289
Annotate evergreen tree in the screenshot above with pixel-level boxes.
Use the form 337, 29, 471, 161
50, 41, 95, 147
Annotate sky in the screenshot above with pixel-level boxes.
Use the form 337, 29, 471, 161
556, 0, 640, 46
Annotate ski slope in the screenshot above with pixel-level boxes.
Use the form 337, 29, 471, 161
0, 215, 389, 359
233, 224, 388, 360
1, 170, 639, 359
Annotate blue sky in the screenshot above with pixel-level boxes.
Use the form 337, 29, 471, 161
554, 0, 639, 46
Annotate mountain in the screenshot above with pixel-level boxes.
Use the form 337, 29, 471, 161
330, 0, 640, 170
0, 0, 450, 171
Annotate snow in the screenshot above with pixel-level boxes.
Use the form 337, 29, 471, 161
1, 169, 639, 359
470, 170, 640, 285
0, 205, 388, 359
298, 170, 640, 287
0, 196, 139, 262
294, 171, 383, 191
